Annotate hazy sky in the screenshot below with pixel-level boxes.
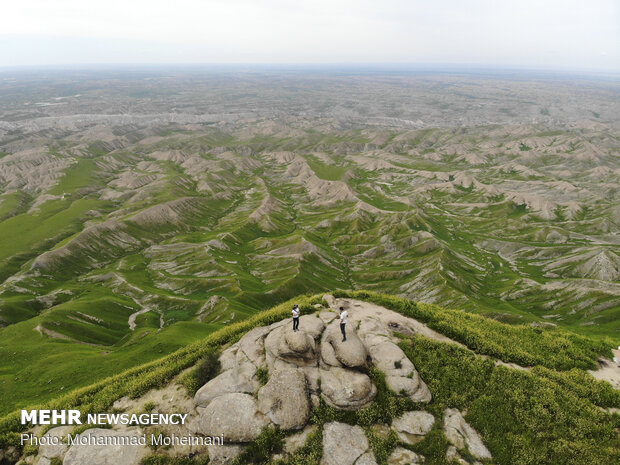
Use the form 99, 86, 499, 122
1, 0, 618, 71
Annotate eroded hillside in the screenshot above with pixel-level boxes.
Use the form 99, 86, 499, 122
0, 69, 618, 413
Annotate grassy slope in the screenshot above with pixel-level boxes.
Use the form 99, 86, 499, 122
1, 292, 618, 465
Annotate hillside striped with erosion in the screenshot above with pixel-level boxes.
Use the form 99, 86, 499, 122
0, 292, 619, 465
0, 70, 618, 436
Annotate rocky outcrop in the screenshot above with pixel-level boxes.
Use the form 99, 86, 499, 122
359, 316, 432, 403
37, 426, 72, 462
184, 296, 437, 463
258, 368, 311, 430
319, 366, 377, 409
20, 297, 443, 465
194, 362, 259, 406
443, 408, 492, 460
392, 411, 435, 444
321, 422, 377, 465
191, 393, 270, 442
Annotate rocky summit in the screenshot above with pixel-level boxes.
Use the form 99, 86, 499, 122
18, 295, 499, 465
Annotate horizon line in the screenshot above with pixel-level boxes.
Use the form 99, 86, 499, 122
1, 62, 619, 76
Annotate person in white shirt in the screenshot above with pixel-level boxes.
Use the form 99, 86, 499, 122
339, 306, 348, 341
292, 304, 300, 332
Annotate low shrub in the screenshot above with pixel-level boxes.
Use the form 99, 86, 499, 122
273, 428, 323, 465
256, 367, 269, 386
179, 349, 221, 395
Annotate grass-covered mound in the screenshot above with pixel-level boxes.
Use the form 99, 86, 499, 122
1, 291, 618, 465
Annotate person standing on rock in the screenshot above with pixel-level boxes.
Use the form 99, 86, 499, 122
292, 304, 300, 332
339, 306, 348, 341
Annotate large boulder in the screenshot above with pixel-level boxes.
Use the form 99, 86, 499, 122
194, 363, 259, 406
322, 324, 368, 368
443, 408, 492, 460
364, 337, 431, 403
319, 366, 377, 409
265, 327, 318, 367
257, 369, 310, 430
281, 331, 316, 360
63, 428, 149, 465
191, 393, 270, 442
321, 422, 377, 465
391, 411, 435, 444
298, 314, 326, 339
366, 340, 414, 377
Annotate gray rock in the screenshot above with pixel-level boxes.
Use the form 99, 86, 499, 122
386, 373, 432, 403
321, 422, 375, 465
207, 444, 246, 465
322, 324, 368, 368
298, 314, 326, 339
282, 330, 316, 359
357, 451, 379, 465
38, 425, 72, 460
392, 411, 435, 444
367, 340, 414, 378
237, 326, 272, 366
194, 363, 259, 406
301, 366, 321, 392
318, 310, 338, 324
363, 337, 431, 403
258, 369, 310, 430
388, 447, 425, 465
191, 393, 270, 442
265, 326, 317, 367
62, 428, 149, 465
443, 409, 492, 460
320, 338, 343, 367
218, 345, 239, 372
357, 317, 391, 341
320, 366, 377, 409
